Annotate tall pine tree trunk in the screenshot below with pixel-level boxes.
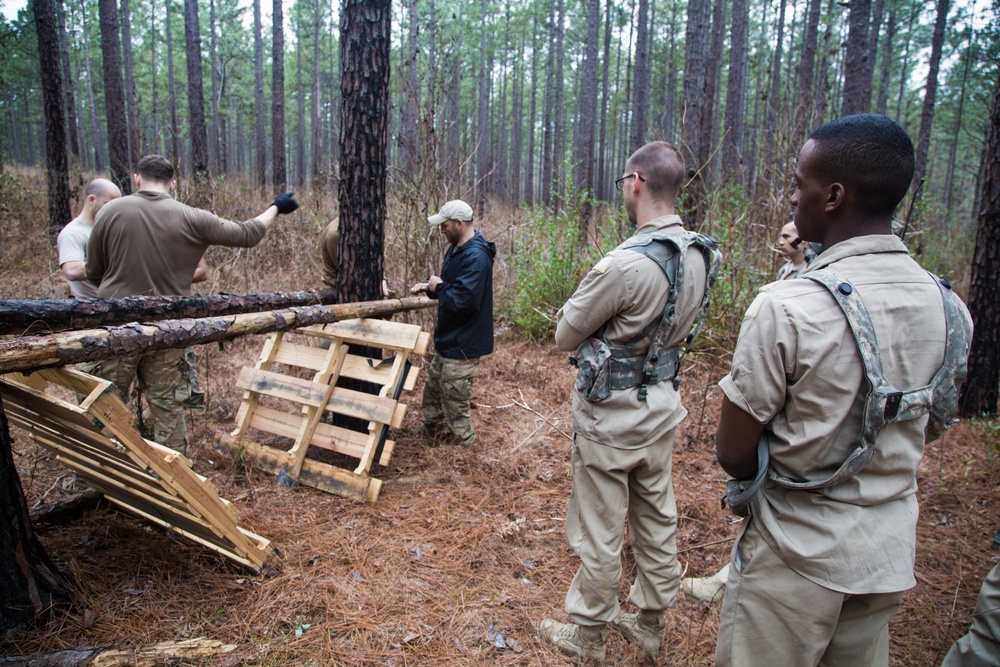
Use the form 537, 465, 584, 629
682, 0, 711, 221
253, 0, 267, 189
842, 0, 872, 115
272, 0, 287, 191
574, 0, 600, 227
79, 4, 105, 171
34, 0, 71, 237
630, 0, 650, 153
167, 0, 180, 167
959, 71, 1000, 417
99, 0, 131, 194
56, 0, 80, 161
0, 388, 69, 633
913, 0, 950, 187
337, 0, 389, 304
184, 0, 210, 181
120, 0, 139, 171
723, 0, 748, 184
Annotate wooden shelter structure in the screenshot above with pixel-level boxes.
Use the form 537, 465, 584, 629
217, 317, 430, 503
1, 367, 275, 571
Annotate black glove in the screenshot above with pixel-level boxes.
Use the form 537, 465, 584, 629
272, 192, 299, 215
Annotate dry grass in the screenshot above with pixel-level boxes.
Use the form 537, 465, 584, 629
1, 169, 997, 665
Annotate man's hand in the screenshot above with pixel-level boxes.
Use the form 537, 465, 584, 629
427, 276, 442, 293
272, 192, 299, 215
410, 282, 429, 294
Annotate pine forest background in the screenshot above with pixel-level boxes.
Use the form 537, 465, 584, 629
1, 0, 999, 338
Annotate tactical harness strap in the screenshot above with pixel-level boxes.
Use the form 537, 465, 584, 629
725, 269, 969, 516
603, 230, 722, 399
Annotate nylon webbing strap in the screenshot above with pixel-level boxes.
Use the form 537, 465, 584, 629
618, 230, 721, 399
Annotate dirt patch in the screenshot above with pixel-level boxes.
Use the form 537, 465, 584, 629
4, 337, 998, 666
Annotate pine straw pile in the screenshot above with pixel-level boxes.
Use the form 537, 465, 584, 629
5, 337, 999, 666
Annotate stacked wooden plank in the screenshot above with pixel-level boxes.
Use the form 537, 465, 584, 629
217, 318, 430, 503
1, 367, 276, 571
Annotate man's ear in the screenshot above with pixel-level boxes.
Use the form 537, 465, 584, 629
825, 182, 845, 212
132, 173, 141, 189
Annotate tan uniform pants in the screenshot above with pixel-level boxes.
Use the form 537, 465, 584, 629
942, 561, 1000, 666
716, 518, 904, 666
564, 428, 681, 625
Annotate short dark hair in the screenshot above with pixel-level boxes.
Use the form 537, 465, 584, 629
808, 114, 914, 217
626, 141, 686, 202
136, 154, 175, 183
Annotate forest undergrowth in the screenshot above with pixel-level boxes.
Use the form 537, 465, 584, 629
0, 167, 993, 666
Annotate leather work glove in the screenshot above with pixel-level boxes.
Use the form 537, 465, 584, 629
272, 192, 299, 215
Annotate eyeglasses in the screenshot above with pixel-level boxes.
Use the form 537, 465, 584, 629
615, 172, 645, 191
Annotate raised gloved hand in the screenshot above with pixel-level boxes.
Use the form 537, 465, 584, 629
272, 192, 299, 215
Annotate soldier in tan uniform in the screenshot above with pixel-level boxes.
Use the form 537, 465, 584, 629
539, 141, 720, 661
714, 114, 972, 665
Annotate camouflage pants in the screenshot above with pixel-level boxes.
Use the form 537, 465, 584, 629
422, 353, 479, 445
91, 347, 191, 455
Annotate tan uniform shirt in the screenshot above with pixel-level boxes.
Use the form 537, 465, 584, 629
320, 218, 339, 290
720, 234, 973, 593
86, 190, 266, 298
556, 215, 709, 449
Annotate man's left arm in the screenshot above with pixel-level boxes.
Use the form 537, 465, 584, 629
61, 260, 87, 282
434, 251, 488, 314
716, 397, 766, 480
84, 226, 107, 286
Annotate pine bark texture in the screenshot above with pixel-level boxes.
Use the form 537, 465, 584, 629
0, 386, 69, 633
914, 0, 950, 187
337, 0, 390, 306
959, 71, 1000, 417
573, 0, 600, 222
630, 0, 650, 153
272, 0, 287, 191
33, 0, 71, 237
0, 288, 345, 336
723, 0, 749, 182
842, 0, 872, 115
682, 0, 711, 220
253, 0, 267, 188
184, 0, 209, 179
98, 0, 131, 195
0, 297, 433, 375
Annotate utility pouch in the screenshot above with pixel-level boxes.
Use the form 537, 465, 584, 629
721, 434, 770, 518
570, 337, 613, 403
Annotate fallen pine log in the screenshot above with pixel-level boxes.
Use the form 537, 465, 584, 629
0, 296, 434, 375
0, 288, 342, 336
30, 487, 104, 526
0, 637, 242, 666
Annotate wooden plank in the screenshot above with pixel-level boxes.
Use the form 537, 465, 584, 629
236, 367, 402, 426
232, 333, 282, 440
285, 341, 348, 479
217, 435, 381, 503
272, 342, 401, 387
103, 497, 262, 569
4, 368, 276, 570
246, 405, 395, 465
303, 318, 424, 351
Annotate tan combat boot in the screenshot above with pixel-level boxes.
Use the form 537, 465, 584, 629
610, 609, 664, 656
539, 618, 607, 663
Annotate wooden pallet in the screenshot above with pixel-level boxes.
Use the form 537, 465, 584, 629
1, 367, 276, 571
217, 318, 430, 503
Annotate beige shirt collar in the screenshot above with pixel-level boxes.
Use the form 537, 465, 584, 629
808, 234, 908, 273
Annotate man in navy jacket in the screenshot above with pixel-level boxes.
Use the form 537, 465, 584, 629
410, 200, 496, 445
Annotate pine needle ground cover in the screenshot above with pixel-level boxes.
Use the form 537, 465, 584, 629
1, 171, 994, 665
